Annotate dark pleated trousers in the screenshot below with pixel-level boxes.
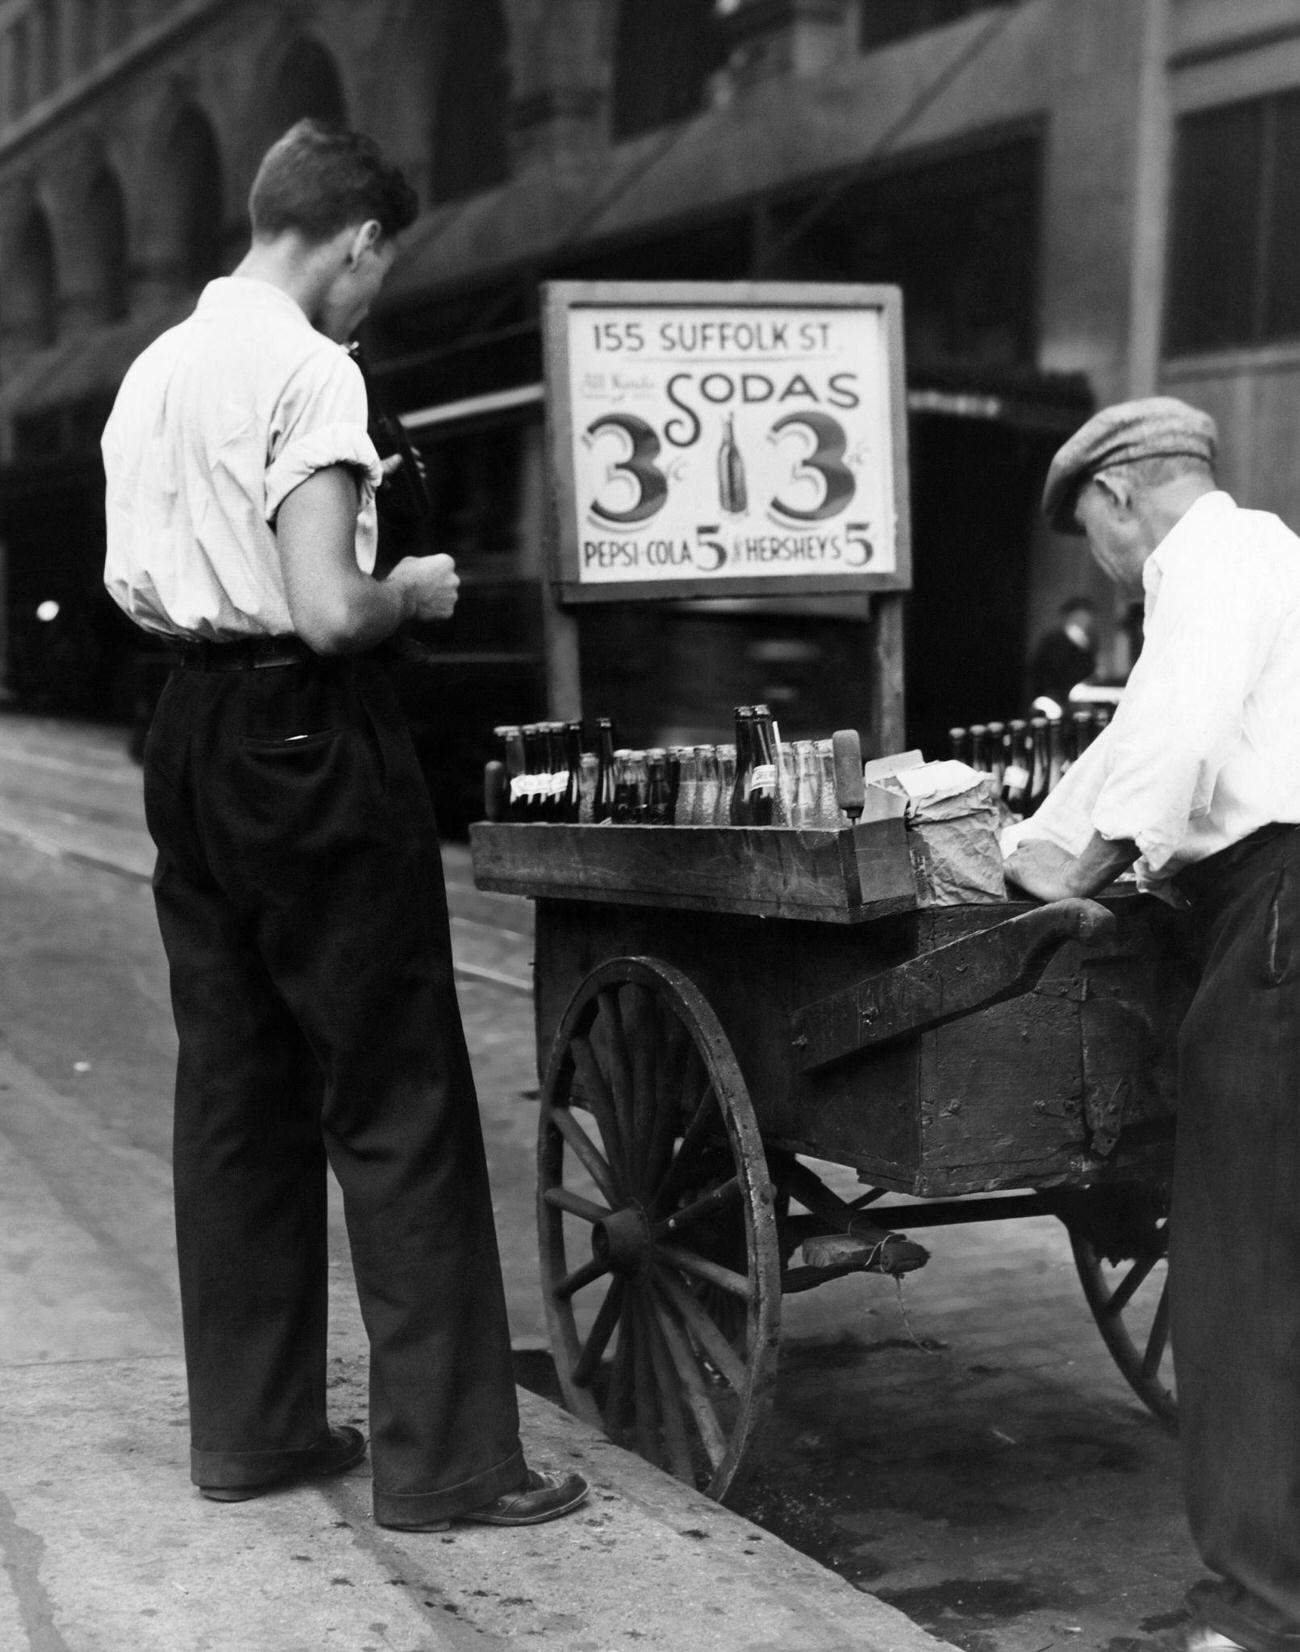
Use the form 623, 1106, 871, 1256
1173, 825, 1300, 1651
143, 653, 523, 1527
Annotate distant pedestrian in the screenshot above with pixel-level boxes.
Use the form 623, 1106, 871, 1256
1027, 595, 1098, 716
101, 119, 587, 1531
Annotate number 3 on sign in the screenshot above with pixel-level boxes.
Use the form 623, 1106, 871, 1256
769, 411, 856, 523
584, 413, 669, 526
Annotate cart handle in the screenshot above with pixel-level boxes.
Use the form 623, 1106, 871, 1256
790, 897, 1117, 1073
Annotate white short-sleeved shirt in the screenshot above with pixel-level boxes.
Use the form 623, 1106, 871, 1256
1019, 491, 1300, 881
102, 276, 384, 642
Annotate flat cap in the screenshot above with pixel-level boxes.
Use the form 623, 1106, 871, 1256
1042, 396, 1218, 533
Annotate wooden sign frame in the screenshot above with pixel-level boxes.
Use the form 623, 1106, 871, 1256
542, 281, 912, 606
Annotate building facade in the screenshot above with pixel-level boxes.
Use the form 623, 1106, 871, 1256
0, 0, 1295, 814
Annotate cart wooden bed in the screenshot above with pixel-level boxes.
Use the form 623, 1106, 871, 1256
471, 817, 1195, 1503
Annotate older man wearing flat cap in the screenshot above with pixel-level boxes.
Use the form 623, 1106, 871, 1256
1005, 396, 1300, 1652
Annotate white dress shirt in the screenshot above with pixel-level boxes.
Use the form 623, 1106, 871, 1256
102, 276, 383, 642
1019, 491, 1300, 883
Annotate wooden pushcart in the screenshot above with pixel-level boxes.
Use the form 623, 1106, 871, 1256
471, 815, 1195, 1502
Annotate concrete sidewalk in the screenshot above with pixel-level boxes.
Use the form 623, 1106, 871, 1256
1, 1356, 954, 1652
0, 886, 956, 1652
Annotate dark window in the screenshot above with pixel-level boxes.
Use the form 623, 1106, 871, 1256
166, 108, 225, 289
859, 0, 1016, 52
611, 0, 725, 142
86, 168, 129, 324
431, 0, 511, 204
259, 36, 347, 154
1167, 89, 1300, 354
40, 0, 60, 97
9, 18, 31, 116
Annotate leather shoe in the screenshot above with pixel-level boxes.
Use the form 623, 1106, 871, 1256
199, 1425, 367, 1502
388, 1467, 590, 1531
1185, 1630, 1249, 1652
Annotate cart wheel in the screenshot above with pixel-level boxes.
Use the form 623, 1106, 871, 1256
1064, 1185, 1176, 1433
537, 956, 781, 1502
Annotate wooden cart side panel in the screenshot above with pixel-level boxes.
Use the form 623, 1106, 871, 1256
532, 899, 925, 1184
470, 821, 918, 923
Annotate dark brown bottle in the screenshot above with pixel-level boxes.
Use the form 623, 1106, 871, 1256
520, 723, 546, 822
986, 721, 1007, 794
730, 707, 756, 825
1046, 716, 1069, 794
1026, 715, 1050, 813
645, 748, 672, 824
1002, 718, 1032, 818
751, 703, 780, 825
1071, 708, 1094, 762
948, 726, 969, 765
593, 717, 617, 823
493, 724, 526, 822
968, 723, 990, 772
561, 720, 584, 823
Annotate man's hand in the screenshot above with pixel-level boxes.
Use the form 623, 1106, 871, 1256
386, 553, 459, 622
1004, 829, 1139, 903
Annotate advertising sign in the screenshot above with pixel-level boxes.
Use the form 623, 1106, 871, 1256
543, 282, 910, 603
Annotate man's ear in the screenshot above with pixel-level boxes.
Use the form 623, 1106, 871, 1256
347, 219, 384, 265
1093, 471, 1130, 514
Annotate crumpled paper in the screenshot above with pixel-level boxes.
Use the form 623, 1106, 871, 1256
875, 761, 1008, 906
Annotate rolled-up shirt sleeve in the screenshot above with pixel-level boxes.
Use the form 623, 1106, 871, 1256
263, 351, 383, 524
1089, 533, 1258, 874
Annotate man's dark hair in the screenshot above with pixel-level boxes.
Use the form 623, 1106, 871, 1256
249, 119, 419, 243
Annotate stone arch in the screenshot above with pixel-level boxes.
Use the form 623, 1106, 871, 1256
37, 0, 61, 100
135, 99, 225, 303
610, 0, 723, 141
257, 33, 348, 155
430, 0, 511, 204
4, 200, 59, 355
83, 164, 129, 323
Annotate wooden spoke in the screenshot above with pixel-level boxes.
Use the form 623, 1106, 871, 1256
571, 1278, 626, 1389
598, 984, 636, 1123
554, 1254, 611, 1302
649, 1083, 721, 1215
630, 1294, 661, 1467
644, 1299, 696, 1482
545, 1103, 620, 1208
1101, 1252, 1158, 1320
653, 1295, 728, 1471
568, 1034, 629, 1192
653, 1175, 742, 1241
542, 1185, 609, 1224
654, 1242, 753, 1300
1142, 1281, 1171, 1380
605, 1309, 635, 1444
653, 1267, 747, 1393
638, 1018, 693, 1199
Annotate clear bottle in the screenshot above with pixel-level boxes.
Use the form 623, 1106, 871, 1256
675, 748, 699, 825
780, 740, 803, 826
577, 751, 599, 823
816, 738, 845, 826
715, 743, 737, 825
693, 745, 719, 827
793, 739, 821, 827
624, 750, 650, 822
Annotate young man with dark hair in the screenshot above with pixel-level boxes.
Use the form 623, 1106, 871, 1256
102, 121, 587, 1532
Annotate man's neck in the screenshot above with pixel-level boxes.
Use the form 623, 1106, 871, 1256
232, 235, 336, 328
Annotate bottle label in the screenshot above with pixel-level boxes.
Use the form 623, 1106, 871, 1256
549, 770, 568, 799
1003, 764, 1030, 791
509, 775, 529, 802
748, 763, 777, 797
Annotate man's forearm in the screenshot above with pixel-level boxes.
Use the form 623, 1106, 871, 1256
1003, 830, 1138, 903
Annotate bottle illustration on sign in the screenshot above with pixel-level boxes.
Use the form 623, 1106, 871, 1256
717, 414, 748, 516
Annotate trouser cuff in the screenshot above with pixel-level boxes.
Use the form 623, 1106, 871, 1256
373, 1444, 526, 1529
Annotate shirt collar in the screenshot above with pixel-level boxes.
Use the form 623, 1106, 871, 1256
195, 276, 316, 331
1143, 490, 1235, 600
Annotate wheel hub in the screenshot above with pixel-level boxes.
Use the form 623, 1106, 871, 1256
592, 1204, 652, 1278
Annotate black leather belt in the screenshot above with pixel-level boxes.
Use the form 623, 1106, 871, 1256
172, 636, 314, 671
